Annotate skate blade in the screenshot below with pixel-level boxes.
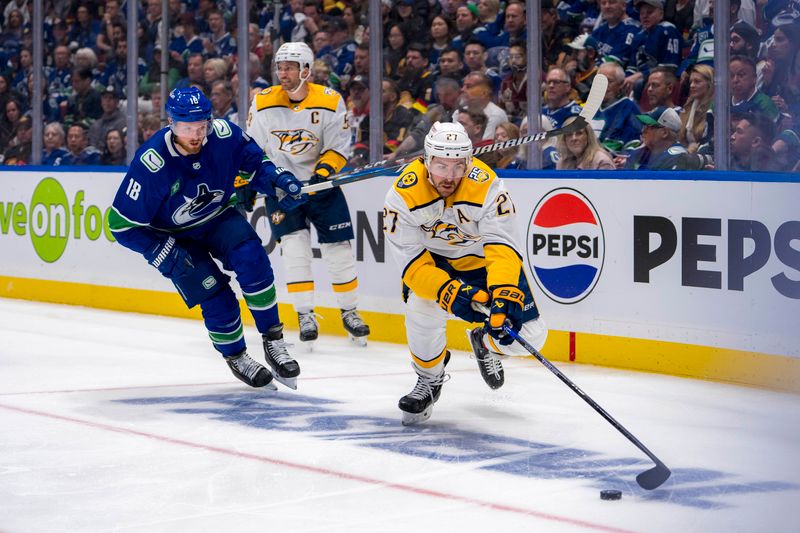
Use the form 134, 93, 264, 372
300, 340, 315, 353
401, 406, 432, 426
263, 381, 278, 391
273, 375, 298, 390
348, 333, 367, 347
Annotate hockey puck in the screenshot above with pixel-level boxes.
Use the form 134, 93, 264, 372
600, 489, 622, 500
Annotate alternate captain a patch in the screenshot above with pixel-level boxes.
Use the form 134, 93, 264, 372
271, 129, 320, 155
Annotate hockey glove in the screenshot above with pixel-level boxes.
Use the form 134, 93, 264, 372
145, 236, 194, 279
308, 173, 327, 186
437, 279, 490, 323
274, 168, 307, 211
487, 285, 524, 346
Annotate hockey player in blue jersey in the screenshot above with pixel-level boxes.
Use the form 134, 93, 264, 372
108, 87, 307, 390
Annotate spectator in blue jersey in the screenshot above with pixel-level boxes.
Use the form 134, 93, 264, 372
623, 106, 712, 169
324, 17, 357, 82
595, 61, 643, 153
477, 0, 505, 36
63, 122, 101, 165
591, 0, 639, 72
41, 122, 69, 166
677, 2, 713, 78
170, 13, 204, 66
202, 8, 237, 60
67, 4, 101, 51
772, 129, 800, 171
451, 3, 481, 52
279, 0, 305, 43
108, 87, 307, 390
542, 67, 584, 129
730, 55, 780, 123
488, 0, 527, 48
623, 0, 682, 96
47, 45, 72, 105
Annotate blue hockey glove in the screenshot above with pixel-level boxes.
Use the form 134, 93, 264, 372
487, 285, 524, 346
437, 279, 490, 323
145, 236, 194, 279
274, 168, 307, 211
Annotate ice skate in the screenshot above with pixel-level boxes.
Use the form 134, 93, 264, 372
297, 310, 319, 351
399, 351, 450, 425
468, 326, 505, 390
262, 323, 301, 390
225, 351, 277, 390
341, 308, 370, 347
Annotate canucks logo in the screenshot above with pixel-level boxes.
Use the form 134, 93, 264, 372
526, 188, 604, 304
271, 129, 319, 155
422, 221, 479, 247
171, 183, 225, 225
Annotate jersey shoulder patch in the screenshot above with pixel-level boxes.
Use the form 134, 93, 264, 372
255, 86, 287, 111
393, 160, 440, 210
305, 83, 342, 111
450, 158, 496, 207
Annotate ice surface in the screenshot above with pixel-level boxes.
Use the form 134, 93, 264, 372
1, 298, 798, 532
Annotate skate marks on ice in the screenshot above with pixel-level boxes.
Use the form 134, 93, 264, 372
114, 390, 797, 510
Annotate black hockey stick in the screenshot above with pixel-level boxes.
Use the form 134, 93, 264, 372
299, 73, 609, 194
501, 324, 671, 490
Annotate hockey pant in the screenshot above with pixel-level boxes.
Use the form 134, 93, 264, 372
170, 209, 280, 357
405, 292, 547, 377
281, 230, 359, 313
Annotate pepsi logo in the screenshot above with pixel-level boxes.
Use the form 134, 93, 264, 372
526, 188, 604, 304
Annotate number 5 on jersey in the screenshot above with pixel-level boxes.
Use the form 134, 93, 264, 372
126, 178, 141, 200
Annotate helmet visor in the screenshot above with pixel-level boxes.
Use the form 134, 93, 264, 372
171, 119, 211, 139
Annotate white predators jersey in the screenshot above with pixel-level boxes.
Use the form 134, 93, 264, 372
246, 83, 351, 181
383, 158, 524, 301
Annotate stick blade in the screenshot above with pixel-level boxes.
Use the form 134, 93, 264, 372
579, 73, 608, 122
636, 463, 671, 490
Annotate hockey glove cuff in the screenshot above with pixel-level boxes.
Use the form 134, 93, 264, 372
488, 285, 524, 345
437, 279, 490, 323
145, 236, 194, 279
274, 168, 307, 211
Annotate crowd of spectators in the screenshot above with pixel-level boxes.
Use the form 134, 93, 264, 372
0, 0, 798, 171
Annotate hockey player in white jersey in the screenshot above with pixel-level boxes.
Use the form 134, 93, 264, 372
383, 122, 548, 425
245, 41, 370, 348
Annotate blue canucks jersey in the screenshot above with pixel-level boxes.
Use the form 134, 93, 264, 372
542, 100, 584, 129
624, 143, 704, 170
593, 96, 643, 153
631, 22, 682, 76
592, 18, 640, 72
109, 120, 282, 255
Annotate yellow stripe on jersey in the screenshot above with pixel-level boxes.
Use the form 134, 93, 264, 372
253, 83, 341, 113
445, 158, 497, 209
392, 159, 440, 211
484, 243, 523, 289
402, 249, 451, 302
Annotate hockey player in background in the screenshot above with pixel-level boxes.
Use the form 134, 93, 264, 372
383, 122, 548, 425
245, 41, 370, 348
108, 87, 306, 390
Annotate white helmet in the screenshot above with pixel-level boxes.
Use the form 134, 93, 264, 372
275, 41, 314, 73
424, 121, 473, 169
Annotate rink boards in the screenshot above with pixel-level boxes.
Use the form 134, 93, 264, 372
0, 167, 798, 392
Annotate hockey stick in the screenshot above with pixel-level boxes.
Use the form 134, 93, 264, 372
499, 324, 671, 490
299, 73, 609, 194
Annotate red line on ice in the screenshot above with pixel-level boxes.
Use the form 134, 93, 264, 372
0, 402, 635, 533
